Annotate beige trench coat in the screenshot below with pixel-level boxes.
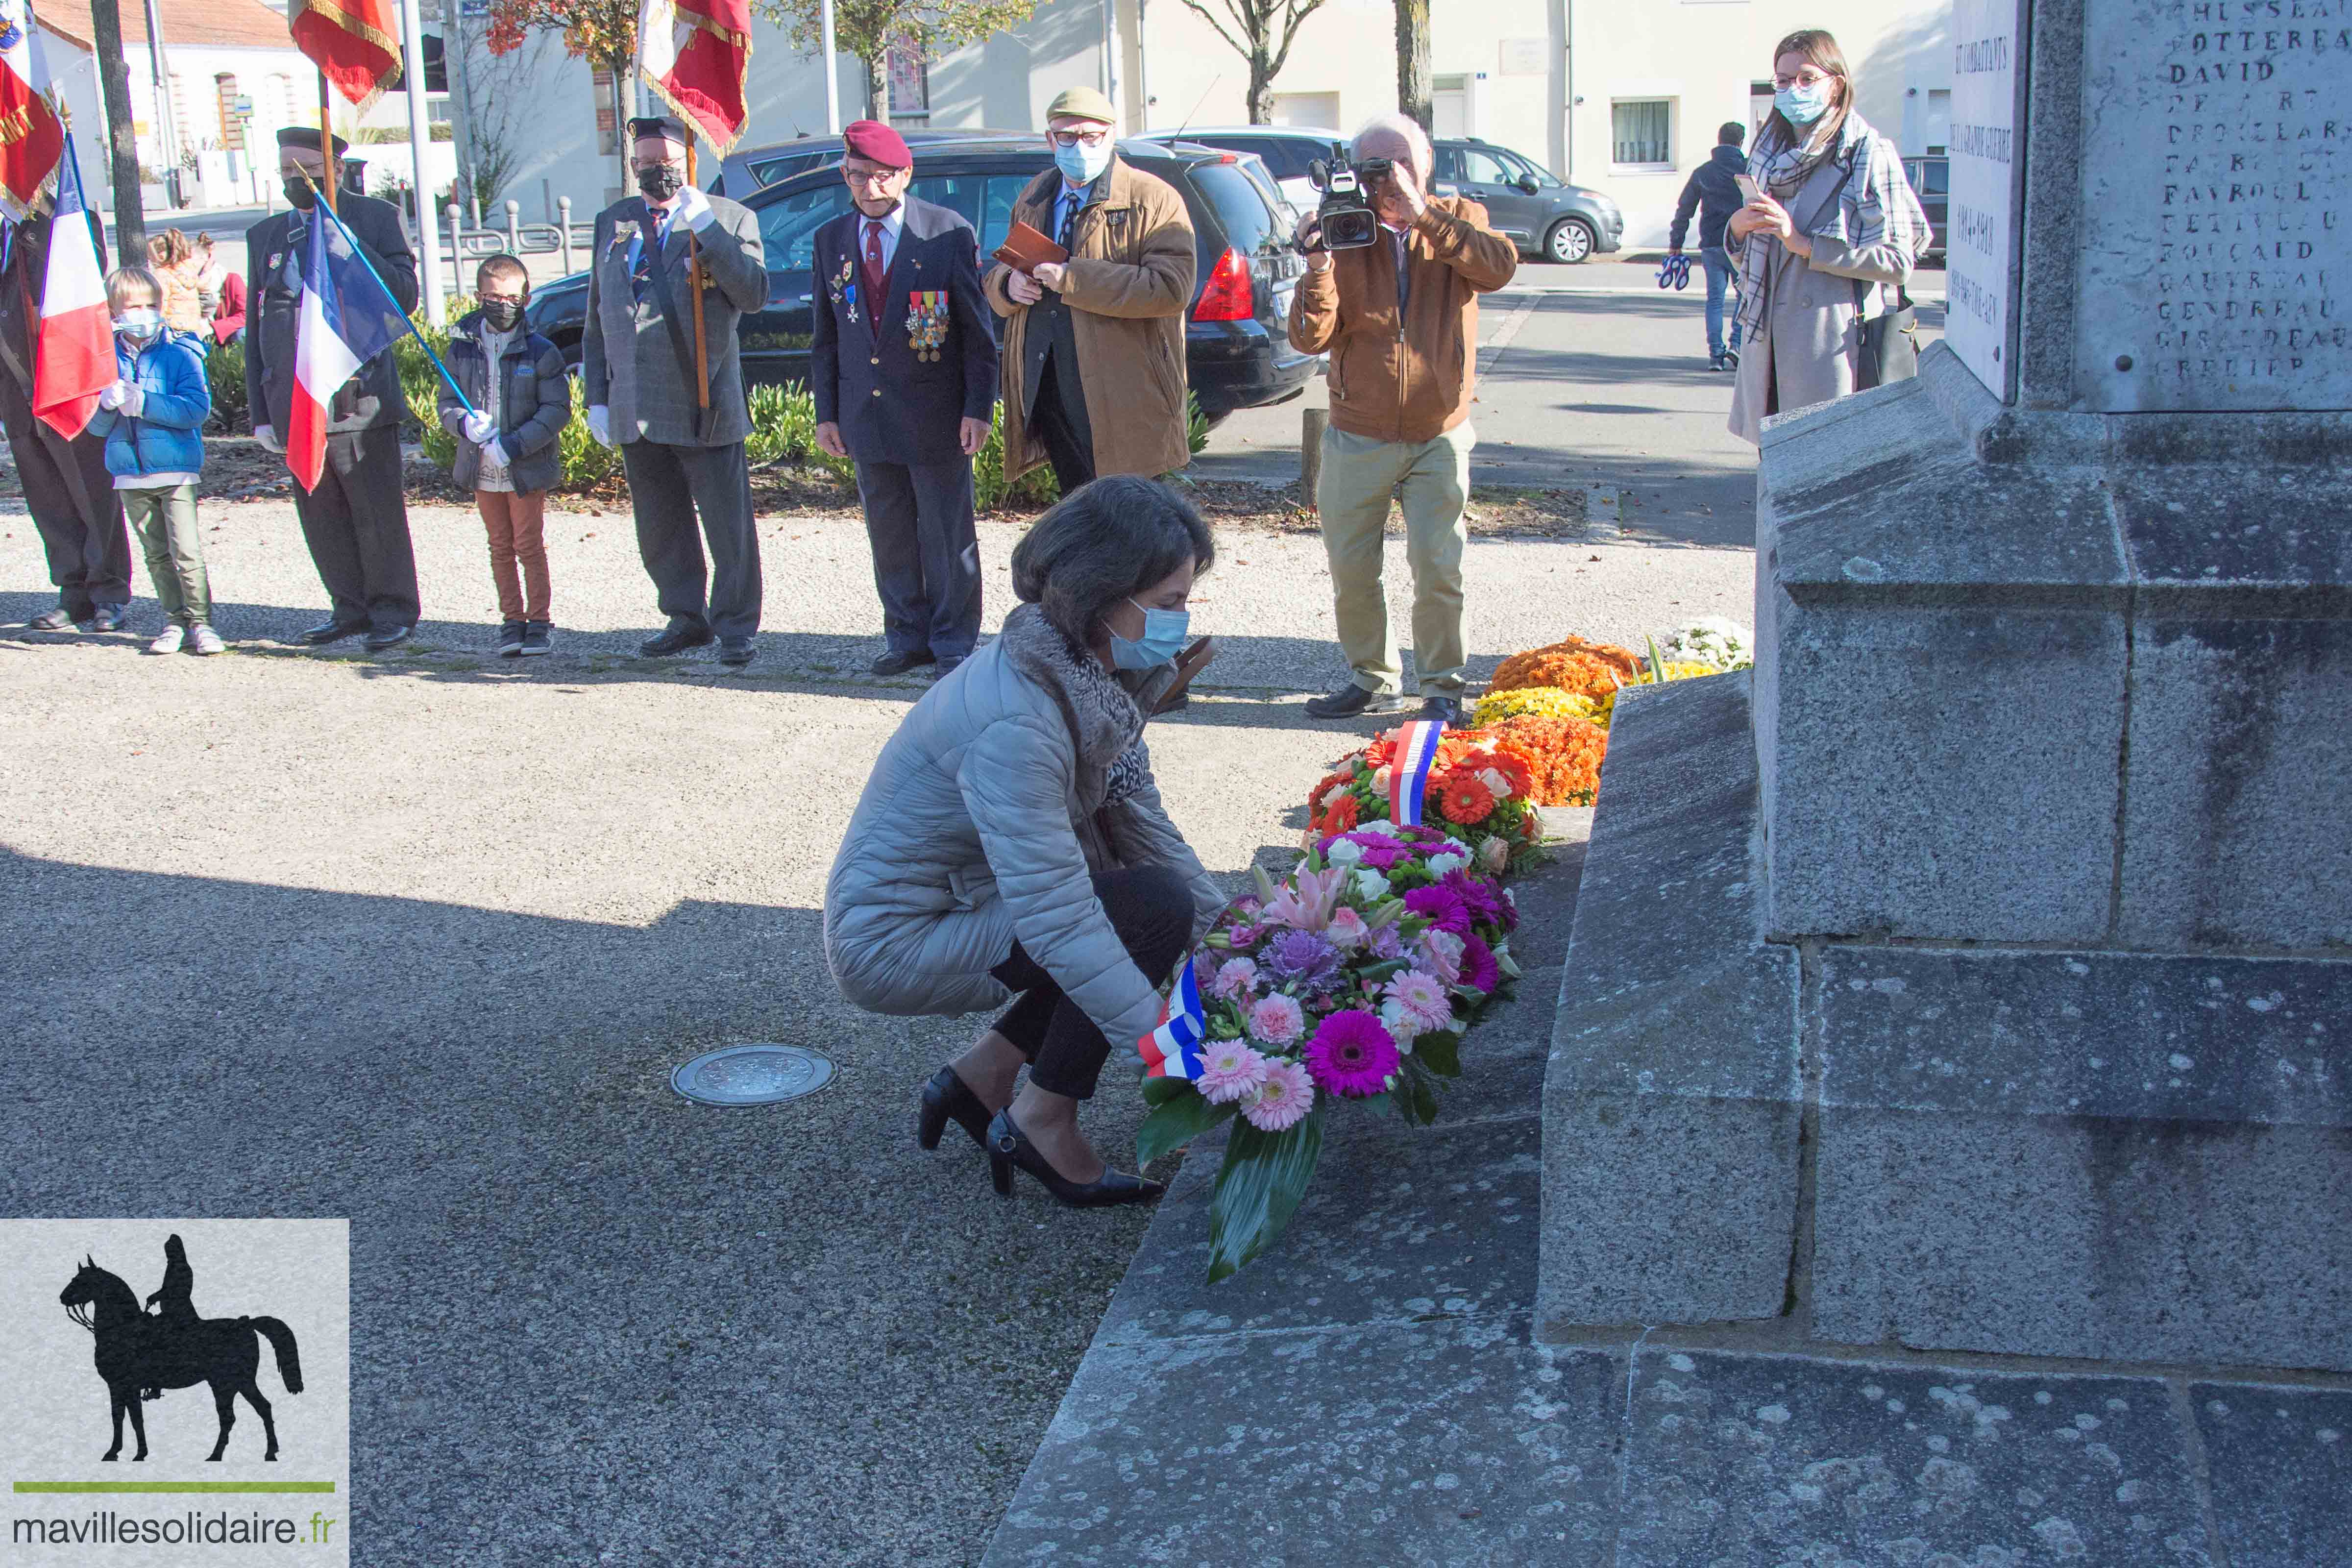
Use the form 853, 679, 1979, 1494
982, 157, 1196, 483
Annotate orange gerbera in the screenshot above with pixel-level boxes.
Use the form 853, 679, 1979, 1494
1360, 735, 1397, 767
1324, 793, 1361, 833
1487, 748, 1534, 801
1439, 771, 1496, 824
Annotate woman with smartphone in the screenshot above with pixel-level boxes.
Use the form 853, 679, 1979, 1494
824, 476, 1227, 1209
1724, 27, 1933, 445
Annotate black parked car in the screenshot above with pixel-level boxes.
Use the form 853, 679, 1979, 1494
1131, 127, 1622, 264
1903, 155, 1948, 262
528, 138, 1317, 419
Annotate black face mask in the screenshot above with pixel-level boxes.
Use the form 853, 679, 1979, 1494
281, 175, 317, 210
478, 297, 523, 331
635, 163, 684, 202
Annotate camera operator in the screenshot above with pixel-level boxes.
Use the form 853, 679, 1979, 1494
1289, 113, 1517, 726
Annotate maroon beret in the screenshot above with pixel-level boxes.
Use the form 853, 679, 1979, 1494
842, 120, 912, 169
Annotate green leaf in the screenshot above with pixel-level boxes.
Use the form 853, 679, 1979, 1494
1646, 633, 1666, 685
1141, 1074, 1195, 1108
1136, 1093, 1236, 1167
1205, 1111, 1326, 1283
1408, 1075, 1440, 1125
1252, 863, 1280, 905
1416, 1030, 1463, 1077
1358, 1090, 1394, 1117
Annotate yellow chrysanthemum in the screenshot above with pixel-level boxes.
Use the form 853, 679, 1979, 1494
1470, 686, 1600, 728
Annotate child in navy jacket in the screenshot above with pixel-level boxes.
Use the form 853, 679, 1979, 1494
89, 267, 219, 655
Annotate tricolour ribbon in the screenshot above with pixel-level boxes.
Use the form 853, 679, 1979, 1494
1387, 719, 1446, 827
1137, 954, 1207, 1080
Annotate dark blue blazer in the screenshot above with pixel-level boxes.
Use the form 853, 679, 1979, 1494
810, 195, 998, 466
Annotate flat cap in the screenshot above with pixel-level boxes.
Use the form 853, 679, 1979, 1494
1044, 86, 1116, 126
276, 126, 350, 157
627, 115, 690, 144
842, 119, 912, 168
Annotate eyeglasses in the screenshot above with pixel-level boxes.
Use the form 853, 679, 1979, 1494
1772, 68, 1835, 89
1047, 129, 1109, 149
843, 165, 903, 185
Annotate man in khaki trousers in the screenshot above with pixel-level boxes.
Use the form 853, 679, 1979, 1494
1288, 112, 1517, 726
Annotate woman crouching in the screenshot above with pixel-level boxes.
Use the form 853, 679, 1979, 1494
825, 476, 1225, 1207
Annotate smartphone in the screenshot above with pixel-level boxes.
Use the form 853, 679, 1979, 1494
1735, 174, 1763, 204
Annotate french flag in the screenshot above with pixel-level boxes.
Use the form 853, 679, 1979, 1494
287, 204, 408, 491
1137, 956, 1209, 1081
30, 147, 111, 440
1387, 719, 1446, 827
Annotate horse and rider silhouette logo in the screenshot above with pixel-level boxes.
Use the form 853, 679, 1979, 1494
59, 1235, 303, 1463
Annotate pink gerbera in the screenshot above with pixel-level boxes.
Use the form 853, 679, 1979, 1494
1247, 993, 1306, 1046
1242, 1059, 1315, 1131
1417, 928, 1466, 985
1303, 1009, 1401, 1098
1458, 933, 1502, 994
1197, 1040, 1271, 1104
1383, 968, 1454, 1033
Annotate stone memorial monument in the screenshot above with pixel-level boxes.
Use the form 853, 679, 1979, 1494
1540, 0, 2350, 1372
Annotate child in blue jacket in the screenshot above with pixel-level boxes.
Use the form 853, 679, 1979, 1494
89, 267, 220, 655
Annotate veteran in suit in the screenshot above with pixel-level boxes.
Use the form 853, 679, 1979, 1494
583, 115, 769, 666
245, 126, 421, 650
810, 121, 998, 679
982, 86, 1195, 494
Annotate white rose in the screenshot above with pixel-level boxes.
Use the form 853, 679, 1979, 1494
1479, 767, 1512, 799
1379, 998, 1417, 1050
1350, 868, 1389, 902
1325, 838, 1365, 867
1359, 818, 1402, 839
1372, 765, 1393, 794
1425, 851, 1470, 878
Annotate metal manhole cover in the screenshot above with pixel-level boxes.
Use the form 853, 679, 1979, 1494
671, 1044, 837, 1106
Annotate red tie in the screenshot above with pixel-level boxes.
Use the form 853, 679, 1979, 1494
861, 221, 886, 335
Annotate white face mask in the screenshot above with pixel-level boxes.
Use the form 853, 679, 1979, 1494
114, 308, 162, 343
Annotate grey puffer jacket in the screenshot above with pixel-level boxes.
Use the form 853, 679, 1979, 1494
824, 604, 1225, 1048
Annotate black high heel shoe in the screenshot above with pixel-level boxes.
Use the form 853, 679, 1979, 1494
917, 1066, 995, 1152
985, 1109, 1166, 1208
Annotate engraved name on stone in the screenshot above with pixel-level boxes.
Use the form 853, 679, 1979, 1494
2077, 0, 2349, 412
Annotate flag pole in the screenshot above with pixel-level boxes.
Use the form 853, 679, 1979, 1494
685, 137, 709, 413
298, 169, 473, 412
318, 72, 338, 215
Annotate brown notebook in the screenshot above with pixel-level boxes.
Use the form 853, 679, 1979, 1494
992, 220, 1070, 273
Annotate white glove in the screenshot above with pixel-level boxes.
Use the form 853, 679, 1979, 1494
481, 437, 509, 471
461, 409, 497, 444
675, 185, 716, 233
121, 381, 145, 418
254, 423, 283, 453
586, 404, 612, 448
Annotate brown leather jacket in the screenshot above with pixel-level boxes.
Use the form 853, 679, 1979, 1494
1287, 197, 1517, 444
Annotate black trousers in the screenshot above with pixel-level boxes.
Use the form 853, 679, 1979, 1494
1028, 357, 1096, 495
297, 424, 419, 631
8, 416, 129, 618
855, 457, 980, 659
623, 439, 761, 640
992, 863, 1193, 1101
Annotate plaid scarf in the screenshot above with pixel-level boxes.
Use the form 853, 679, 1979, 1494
1731, 110, 1931, 343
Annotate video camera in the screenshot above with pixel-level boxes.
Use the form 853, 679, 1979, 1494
1302, 144, 1395, 252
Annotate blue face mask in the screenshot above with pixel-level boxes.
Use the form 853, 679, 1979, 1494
1054, 136, 1114, 188
1776, 80, 1835, 126
1109, 595, 1188, 670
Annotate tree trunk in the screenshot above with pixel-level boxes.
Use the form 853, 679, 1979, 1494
88, 0, 147, 266
610, 62, 631, 206
1247, 56, 1272, 123
1394, 0, 1431, 132
867, 51, 887, 120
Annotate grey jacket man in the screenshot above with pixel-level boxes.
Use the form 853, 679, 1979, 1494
582, 192, 766, 446
824, 604, 1224, 1050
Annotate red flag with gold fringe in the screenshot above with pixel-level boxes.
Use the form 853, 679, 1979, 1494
289, 0, 402, 112
638, 0, 752, 154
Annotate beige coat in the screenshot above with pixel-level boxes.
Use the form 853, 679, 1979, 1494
983, 158, 1196, 483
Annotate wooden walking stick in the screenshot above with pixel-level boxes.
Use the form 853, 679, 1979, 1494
684, 140, 709, 412
318, 72, 338, 215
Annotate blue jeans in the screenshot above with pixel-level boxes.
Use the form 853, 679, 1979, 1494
1700, 246, 1742, 359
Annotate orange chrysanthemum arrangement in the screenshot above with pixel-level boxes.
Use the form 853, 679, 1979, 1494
1485, 714, 1609, 807
1305, 727, 1547, 877
1485, 636, 1644, 703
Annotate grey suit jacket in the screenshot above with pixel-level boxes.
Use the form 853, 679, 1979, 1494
582, 192, 766, 447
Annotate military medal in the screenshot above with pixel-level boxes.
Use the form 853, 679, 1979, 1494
906, 291, 949, 362
827, 255, 857, 322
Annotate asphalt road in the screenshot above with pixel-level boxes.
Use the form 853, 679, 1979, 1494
0, 283, 1758, 1565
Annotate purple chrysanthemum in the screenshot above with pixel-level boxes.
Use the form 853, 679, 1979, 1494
1303, 1009, 1400, 1097
1261, 928, 1343, 993
1458, 933, 1502, 994
1368, 925, 1405, 961
1341, 833, 1413, 871
1404, 883, 1472, 936
1441, 868, 1506, 929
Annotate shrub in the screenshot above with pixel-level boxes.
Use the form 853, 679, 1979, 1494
975, 401, 1058, 513
744, 381, 850, 480
202, 339, 247, 434
553, 406, 622, 491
